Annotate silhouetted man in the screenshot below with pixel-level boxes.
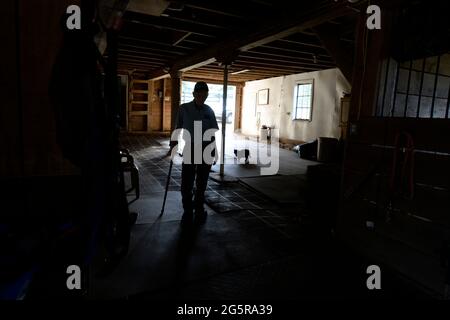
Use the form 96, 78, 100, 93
170, 82, 219, 225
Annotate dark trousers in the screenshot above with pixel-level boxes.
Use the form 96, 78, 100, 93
181, 163, 211, 214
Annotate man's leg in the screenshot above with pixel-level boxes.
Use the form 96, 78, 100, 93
194, 163, 212, 220
181, 163, 195, 222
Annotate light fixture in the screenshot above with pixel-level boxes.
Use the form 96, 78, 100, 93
231, 69, 250, 75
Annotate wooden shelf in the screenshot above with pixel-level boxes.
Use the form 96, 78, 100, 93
128, 78, 151, 134
129, 111, 148, 116
130, 101, 148, 104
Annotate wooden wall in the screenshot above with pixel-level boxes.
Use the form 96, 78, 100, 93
128, 79, 151, 133
162, 78, 172, 132
1, 0, 81, 177
127, 77, 244, 134
150, 79, 164, 132
339, 0, 450, 296
0, 0, 21, 177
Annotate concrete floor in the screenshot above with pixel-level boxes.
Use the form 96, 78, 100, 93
90, 134, 428, 299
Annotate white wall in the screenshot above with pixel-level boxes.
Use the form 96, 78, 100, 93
241, 68, 351, 142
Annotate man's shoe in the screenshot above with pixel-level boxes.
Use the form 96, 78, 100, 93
194, 209, 207, 224
180, 212, 193, 226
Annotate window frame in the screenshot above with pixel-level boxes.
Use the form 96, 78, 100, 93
293, 80, 314, 121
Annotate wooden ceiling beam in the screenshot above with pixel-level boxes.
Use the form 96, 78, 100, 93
181, 38, 208, 46
188, 67, 280, 76
119, 35, 194, 51
117, 62, 163, 70
118, 64, 152, 71
183, 2, 255, 20
164, 5, 246, 32
193, 64, 294, 76
236, 0, 341, 51
117, 58, 162, 66
173, 32, 192, 46
118, 46, 180, 58
235, 56, 335, 69
314, 23, 354, 82
184, 73, 287, 83
119, 36, 192, 52
187, 69, 288, 79
118, 64, 151, 70
283, 31, 322, 43
228, 65, 324, 77
118, 43, 186, 56
244, 48, 333, 63
182, 76, 244, 86
160, 11, 237, 31
118, 68, 148, 74
258, 44, 329, 58
146, 2, 352, 79
123, 11, 226, 38
231, 63, 318, 73
184, 72, 262, 83
120, 22, 187, 44
277, 39, 324, 49
231, 63, 319, 74
269, 39, 329, 54
118, 56, 167, 65
118, 50, 170, 61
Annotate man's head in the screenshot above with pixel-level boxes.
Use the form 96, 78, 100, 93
193, 81, 209, 106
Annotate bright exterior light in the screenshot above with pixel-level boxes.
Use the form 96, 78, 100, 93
231, 69, 250, 75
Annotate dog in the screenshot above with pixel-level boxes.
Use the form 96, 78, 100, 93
233, 149, 250, 164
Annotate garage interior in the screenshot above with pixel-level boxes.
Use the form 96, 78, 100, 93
1, 0, 450, 300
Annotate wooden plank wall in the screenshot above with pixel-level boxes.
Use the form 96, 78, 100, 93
339, 0, 450, 295
150, 79, 164, 131
1, 0, 81, 177
0, 0, 21, 177
128, 79, 151, 133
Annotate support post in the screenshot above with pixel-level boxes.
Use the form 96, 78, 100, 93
170, 70, 182, 134
220, 64, 229, 177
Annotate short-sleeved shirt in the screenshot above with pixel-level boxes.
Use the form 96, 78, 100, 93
176, 100, 219, 146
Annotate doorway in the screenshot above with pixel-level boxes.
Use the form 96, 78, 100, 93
181, 81, 237, 162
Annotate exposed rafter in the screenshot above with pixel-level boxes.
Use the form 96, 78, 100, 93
116, 0, 358, 82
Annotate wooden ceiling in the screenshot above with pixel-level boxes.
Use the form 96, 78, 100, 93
114, 0, 360, 82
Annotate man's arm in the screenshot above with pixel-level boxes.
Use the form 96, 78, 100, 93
168, 106, 183, 156
211, 109, 219, 131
